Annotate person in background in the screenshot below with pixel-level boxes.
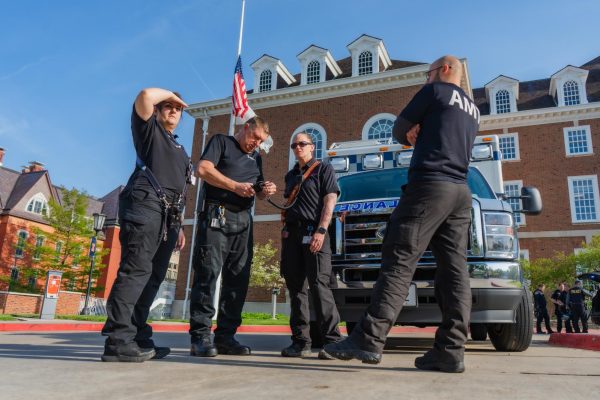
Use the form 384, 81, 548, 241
533, 283, 553, 334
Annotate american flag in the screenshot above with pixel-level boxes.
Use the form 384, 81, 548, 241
232, 56, 255, 124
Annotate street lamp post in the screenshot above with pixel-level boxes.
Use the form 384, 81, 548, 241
81, 212, 106, 315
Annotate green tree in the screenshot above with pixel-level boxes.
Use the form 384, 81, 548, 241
573, 234, 600, 274
249, 240, 285, 290
21, 187, 109, 293
521, 252, 577, 290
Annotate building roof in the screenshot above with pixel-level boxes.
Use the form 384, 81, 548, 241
474, 55, 600, 115
0, 166, 21, 209
99, 185, 124, 225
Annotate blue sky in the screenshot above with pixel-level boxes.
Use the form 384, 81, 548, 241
1, 0, 598, 198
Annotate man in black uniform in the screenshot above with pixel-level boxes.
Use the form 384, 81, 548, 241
189, 117, 276, 357
551, 282, 572, 333
533, 284, 553, 334
326, 55, 478, 373
567, 279, 591, 333
280, 132, 343, 360
102, 88, 190, 362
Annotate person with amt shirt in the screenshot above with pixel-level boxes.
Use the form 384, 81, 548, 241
280, 132, 343, 360
102, 88, 191, 362
189, 117, 276, 357
326, 55, 479, 373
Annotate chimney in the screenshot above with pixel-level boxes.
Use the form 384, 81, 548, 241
0, 147, 4, 167
28, 161, 45, 172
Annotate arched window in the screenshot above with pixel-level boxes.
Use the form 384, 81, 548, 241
358, 51, 373, 75
259, 69, 272, 92
26, 193, 48, 216
289, 123, 328, 169
15, 230, 28, 258
362, 113, 397, 142
306, 60, 320, 84
563, 80, 580, 106
495, 90, 511, 114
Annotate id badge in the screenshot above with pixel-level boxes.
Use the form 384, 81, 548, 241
210, 218, 220, 228
190, 175, 197, 186
302, 236, 312, 244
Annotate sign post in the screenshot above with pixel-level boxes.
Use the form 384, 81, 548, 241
40, 270, 63, 319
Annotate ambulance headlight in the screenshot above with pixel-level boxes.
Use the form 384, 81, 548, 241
472, 144, 492, 160
483, 212, 516, 259
363, 153, 383, 170
395, 150, 413, 167
330, 157, 349, 172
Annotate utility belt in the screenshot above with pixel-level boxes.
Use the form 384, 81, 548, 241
284, 219, 318, 230
205, 199, 250, 213
136, 157, 189, 241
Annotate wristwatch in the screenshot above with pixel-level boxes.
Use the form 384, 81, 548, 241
316, 226, 327, 235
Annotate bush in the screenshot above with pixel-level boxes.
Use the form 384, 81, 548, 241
250, 240, 285, 290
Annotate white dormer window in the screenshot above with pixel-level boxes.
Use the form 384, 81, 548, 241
563, 80, 581, 106
250, 55, 296, 92
358, 51, 373, 75
347, 34, 391, 78
484, 75, 519, 115
297, 45, 341, 85
549, 65, 588, 107
495, 90, 511, 114
307, 60, 320, 84
26, 193, 48, 216
259, 70, 272, 93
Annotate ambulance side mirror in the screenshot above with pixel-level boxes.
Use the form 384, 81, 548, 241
520, 187, 542, 215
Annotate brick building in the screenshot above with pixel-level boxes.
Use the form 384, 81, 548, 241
177, 35, 599, 314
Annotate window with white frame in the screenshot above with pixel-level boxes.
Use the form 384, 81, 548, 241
15, 230, 28, 258
563, 80, 581, 106
306, 60, 320, 84
563, 125, 592, 156
33, 236, 44, 260
26, 193, 48, 216
568, 175, 600, 223
495, 89, 511, 114
362, 113, 397, 142
358, 51, 373, 76
259, 69, 272, 93
504, 180, 525, 225
498, 133, 520, 161
289, 123, 327, 169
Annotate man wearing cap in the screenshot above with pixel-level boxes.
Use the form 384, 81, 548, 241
567, 279, 592, 333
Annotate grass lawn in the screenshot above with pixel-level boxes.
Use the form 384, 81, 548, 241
43, 312, 291, 325
0, 314, 16, 321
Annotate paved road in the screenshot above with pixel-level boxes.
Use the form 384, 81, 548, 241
1, 331, 599, 400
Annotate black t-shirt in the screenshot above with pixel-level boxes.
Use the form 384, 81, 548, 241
128, 105, 190, 195
284, 159, 339, 224
533, 289, 547, 308
201, 134, 264, 209
399, 82, 480, 184
551, 289, 568, 311
568, 287, 586, 304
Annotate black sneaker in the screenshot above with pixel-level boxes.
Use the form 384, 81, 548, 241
136, 340, 171, 360
323, 338, 381, 364
214, 337, 251, 355
281, 343, 312, 358
101, 342, 156, 363
317, 348, 336, 360
414, 351, 465, 373
190, 337, 218, 357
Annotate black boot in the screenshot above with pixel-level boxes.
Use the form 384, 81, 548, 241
323, 338, 381, 364
101, 342, 156, 362
214, 337, 251, 355
281, 342, 312, 358
414, 350, 465, 373
136, 339, 171, 360
190, 336, 218, 357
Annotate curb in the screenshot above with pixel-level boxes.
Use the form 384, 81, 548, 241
548, 333, 600, 351
0, 321, 437, 334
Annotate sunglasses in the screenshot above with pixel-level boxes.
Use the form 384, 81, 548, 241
290, 141, 313, 149
425, 64, 451, 79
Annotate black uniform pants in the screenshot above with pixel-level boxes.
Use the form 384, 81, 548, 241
281, 223, 343, 347
102, 188, 179, 346
570, 304, 588, 333
189, 204, 252, 341
535, 307, 552, 333
350, 181, 472, 363
555, 309, 573, 333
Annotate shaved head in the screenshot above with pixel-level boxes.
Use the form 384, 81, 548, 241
428, 55, 463, 85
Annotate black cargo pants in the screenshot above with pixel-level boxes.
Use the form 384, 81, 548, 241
102, 187, 179, 346
281, 223, 343, 347
570, 303, 588, 333
555, 308, 573, 333
189, 204, 253, 342
350, 181, 472, 363
535, 306, 552, 333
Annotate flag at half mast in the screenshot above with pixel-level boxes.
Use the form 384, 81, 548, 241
232, 56, 256, 124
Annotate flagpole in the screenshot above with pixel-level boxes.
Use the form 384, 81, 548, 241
228, 0, 246, 137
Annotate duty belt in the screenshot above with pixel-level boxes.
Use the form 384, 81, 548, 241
205, 200, 249, 213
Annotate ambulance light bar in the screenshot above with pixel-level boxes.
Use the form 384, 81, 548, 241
330, 157, 350, 173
